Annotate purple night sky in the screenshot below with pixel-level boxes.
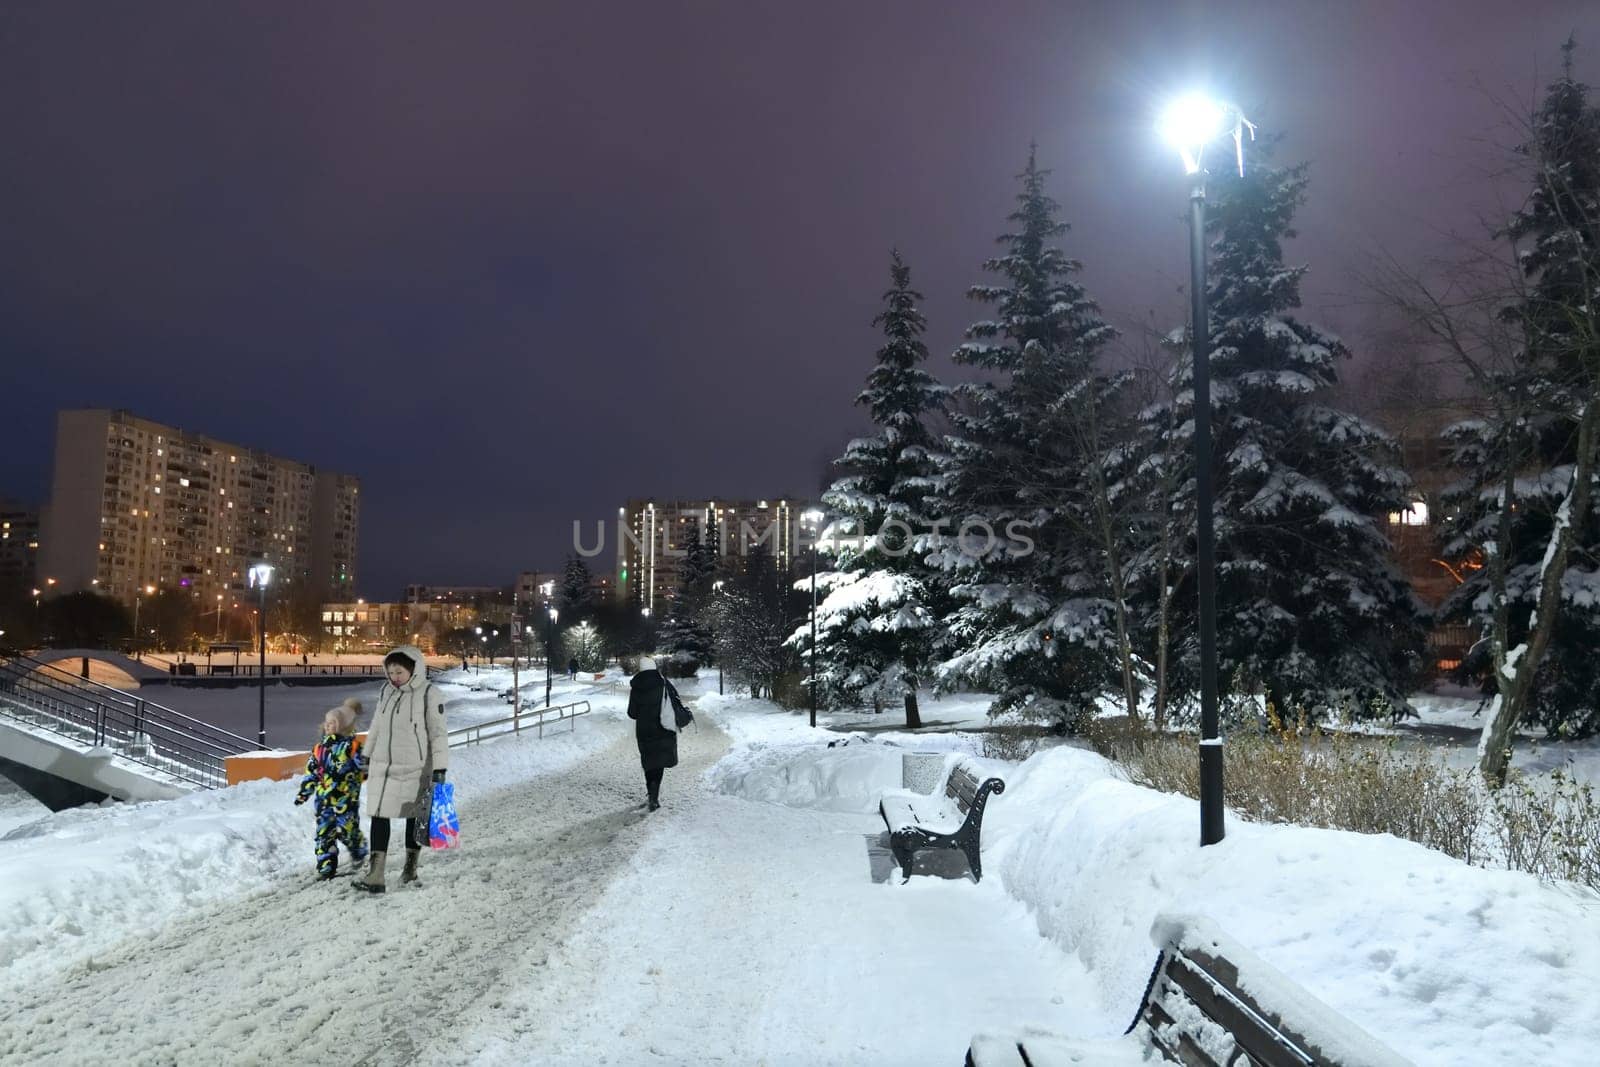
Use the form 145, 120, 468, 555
0, 1, 1589, 595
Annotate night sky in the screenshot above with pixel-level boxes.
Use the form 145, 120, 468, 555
0, 1, 1589, 597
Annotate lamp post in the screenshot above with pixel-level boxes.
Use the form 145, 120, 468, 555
802, 509, 825, 728
545, 607, 559, 707
712, 579, 726, 695
1159, 93, 1229, 846
248, 562, 274, 748
133, 584, 155, 659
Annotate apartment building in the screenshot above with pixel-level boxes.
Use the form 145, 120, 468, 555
37, 409, 360, 607
322, 599, 478, 651
0, 500, 40, 589
616, 497, 813, 614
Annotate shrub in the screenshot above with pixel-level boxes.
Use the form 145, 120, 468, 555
979, 722, 1045, 762
1087, 714, 1599, 892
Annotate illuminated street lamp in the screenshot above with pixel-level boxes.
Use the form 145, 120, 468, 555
1158, 92, 1233, 847
248, 562, 274, 747
133, 584, 156, 659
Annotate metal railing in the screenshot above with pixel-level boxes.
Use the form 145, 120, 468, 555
447, 699, 592, 747
0, 652, 258, 789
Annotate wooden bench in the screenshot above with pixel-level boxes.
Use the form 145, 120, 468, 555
968, 913, 1411, 1067
878, 758, 1005, 883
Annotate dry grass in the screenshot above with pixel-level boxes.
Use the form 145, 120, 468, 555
1083, 712, 1600, 893
979, 722, 1044, 763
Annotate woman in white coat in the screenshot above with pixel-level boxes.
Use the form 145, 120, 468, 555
355, 646, 448, 893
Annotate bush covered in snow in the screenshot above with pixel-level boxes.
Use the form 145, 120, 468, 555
1086, 716, 1600, 890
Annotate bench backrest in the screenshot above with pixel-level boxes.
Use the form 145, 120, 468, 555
1134, 914, 1411, 1067
944, 760, 1006, 824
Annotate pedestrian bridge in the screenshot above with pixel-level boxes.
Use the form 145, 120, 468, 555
24, 648, 173, 686
0, 652, 256, 808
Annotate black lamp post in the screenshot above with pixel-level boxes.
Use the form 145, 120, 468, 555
712, 580, 725, 695
1161, 95, 1229, 846
802, 509, 825, 729
248, 562, 274, 748
545, 606, 558, 707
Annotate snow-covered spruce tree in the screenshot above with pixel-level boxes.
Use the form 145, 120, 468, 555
931, 148, 1128, 729
797, 251, 946, 727
558, 554, 596, 623
1139, 137, 1426, 722
1441, 41, 1600, 775
658, 520, 717, 676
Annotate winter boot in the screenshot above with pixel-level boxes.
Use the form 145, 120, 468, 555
354, 850, 387, 894
401, 848, 421, 885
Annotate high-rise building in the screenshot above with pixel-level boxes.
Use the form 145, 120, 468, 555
616, 497, 811, 614
37, 409, 360, 607
0, 500, 41, 590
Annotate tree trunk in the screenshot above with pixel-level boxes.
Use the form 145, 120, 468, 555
1478, 401, 1597, 786
1152, 552, 1178, 733
904, 683, 922, 730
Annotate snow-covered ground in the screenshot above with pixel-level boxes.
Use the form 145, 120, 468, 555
1, 674, 1597, 1064
0, 778, 47, 839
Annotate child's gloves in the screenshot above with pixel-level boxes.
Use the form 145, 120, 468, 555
294, 795, 306, 806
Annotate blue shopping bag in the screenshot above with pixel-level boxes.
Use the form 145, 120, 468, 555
428, 781, 460, 849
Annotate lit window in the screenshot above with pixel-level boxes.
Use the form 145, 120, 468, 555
1388, 501, 1430, 527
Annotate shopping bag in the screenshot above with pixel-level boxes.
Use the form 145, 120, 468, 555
428, 781, 460, 849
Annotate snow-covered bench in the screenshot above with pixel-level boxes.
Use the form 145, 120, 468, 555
878, 757, 1005, 883
966, 913, 1411, 1067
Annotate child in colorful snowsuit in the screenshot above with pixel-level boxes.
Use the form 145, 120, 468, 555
294, 698, 369, 879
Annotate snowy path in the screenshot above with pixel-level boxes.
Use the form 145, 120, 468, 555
438, 753, 1102, 1064
0, 723, 718, 1066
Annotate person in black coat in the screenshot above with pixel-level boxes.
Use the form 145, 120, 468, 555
627, 657, 691, 811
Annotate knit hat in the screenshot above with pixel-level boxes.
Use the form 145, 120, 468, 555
322, 697, 361, 736
384, 650, 418, 674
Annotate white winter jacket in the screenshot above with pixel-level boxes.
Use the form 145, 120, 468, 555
364, 646, 449, 820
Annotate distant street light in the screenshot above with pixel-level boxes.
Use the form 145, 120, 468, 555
133, 584, 156, 660
248, 562, 275, 748
1158, 92, 1232, 847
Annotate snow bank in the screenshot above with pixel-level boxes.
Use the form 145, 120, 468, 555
706, 738, 908, 813
698, 692, 982, 813
983, 746, 1600, 1065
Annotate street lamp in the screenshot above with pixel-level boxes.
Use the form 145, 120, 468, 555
248, 562, 274, 748
712, 579, 726, 695
545, 607, 559, 707
1159, 92, 1229, 846
802, 509, 825, 728
133, 584, 155, 659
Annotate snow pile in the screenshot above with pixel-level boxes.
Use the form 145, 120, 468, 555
0, 777, 307, 983
706, 738, 906, 813
0, 779, 51, 839
696, 691, 981, 813
982, 745, 1600, 1065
